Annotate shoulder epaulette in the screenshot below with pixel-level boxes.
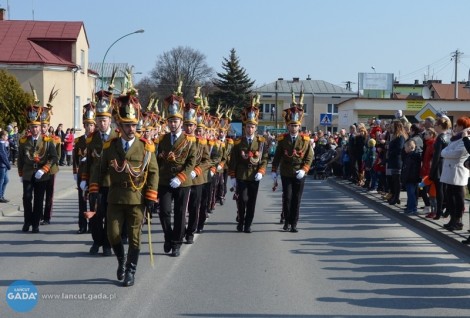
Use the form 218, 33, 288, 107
197, 136, 207, 145
103, 140, 112, 149
20, 136, 28, 144
140, 137, 155, 152
86, 135, 93, 144
257, 136, 266, 142
158, 134, 165, 142
302, 134, 310, 141
227, 138, 234, 144
208, 140, 216, 146
186, 135, 196, 142
43, 136, 52, 142
277, 135, 285, 141
74, 137, 80, 143
234, 138, 242, 145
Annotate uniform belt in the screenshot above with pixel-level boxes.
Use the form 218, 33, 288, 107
112, 181, 135, 188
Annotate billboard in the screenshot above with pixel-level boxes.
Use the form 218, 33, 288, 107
358, 72, 394, 91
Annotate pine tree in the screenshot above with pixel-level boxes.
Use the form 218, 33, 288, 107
210, 49, 254, 120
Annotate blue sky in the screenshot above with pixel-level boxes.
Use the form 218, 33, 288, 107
5, 0, 470, 90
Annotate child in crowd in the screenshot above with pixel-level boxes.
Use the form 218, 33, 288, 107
401, 139, 421, 214
363, 138, 376, 190
372, 140, 386, 193
421, 176, 437, 218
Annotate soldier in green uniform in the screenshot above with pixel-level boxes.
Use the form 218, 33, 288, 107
157, 82, 197, 257
73, 102, 96, 234
215, 108, 234, 205
18, 89, 58, 233
184, 91, 211, 243
81, 86, 119, 256
39, 88, 61, 225
228, 95, 268, 233
99, 90, 159, 287
271, 91, 314, 232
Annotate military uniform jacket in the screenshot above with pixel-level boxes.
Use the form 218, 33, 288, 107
99, 137, 159, 204
18, 134, 58, 182
223, 138, 234, 171
206, 138, 225, 182
271, 133, 314, 178
157, 132, 197, 188
73, 134, 87, 179
49, 134, 61, 175
229, 135, 268, 181
192, 137, 211, 186
87, 129, 120, 193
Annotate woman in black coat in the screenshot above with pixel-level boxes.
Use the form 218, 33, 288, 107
387, 120, 407, 205
428, 117, 451, 220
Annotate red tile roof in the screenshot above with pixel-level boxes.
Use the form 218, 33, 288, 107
430, 83, 470, 100
0, 20, 86, 66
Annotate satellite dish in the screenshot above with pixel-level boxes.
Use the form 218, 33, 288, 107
422, 86, 431, 99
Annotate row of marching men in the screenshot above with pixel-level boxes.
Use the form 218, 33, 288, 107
73, 76, 240, 287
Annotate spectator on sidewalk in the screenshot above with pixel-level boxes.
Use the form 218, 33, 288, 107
64, 128, 74, 166
421, 127, 437, 217
401, 139, 421, 214
429, 117, 451, 220
0, 130, 11, 202
440, 116, 470, 232
387, 120, 407, 205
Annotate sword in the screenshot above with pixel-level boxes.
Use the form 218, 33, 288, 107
145, 206, 155, 268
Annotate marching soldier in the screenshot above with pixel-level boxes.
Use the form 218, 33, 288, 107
100, 90, 159, 287
271, 91, 314, 232
81, 78, 119, 256
215, 108, 234, 205
73, 102, 96, 234
228, 95, 268, 233
184, 91, 211, 243
18, 87, 58, 233
157, 82, 197, 257
39, 89, 61, 225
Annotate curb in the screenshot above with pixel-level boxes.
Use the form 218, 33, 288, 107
328, 178, 470, 258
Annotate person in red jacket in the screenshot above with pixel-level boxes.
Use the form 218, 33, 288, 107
421, 127, 436, 217
64, 128, 75, 166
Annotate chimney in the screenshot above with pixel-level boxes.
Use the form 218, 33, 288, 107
306, 75, 311, 80
277, 78, 284, 81
0, 8, 6, 21
414, 80, 419, 85
293, 77, 299, 82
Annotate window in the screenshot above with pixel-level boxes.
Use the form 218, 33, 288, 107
80, 50, 85, 72
327, 103, 338, 114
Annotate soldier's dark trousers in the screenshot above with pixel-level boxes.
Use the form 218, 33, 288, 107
198, 182, 211, 231
158, 186, 190, 250
186, 184, 203, 241
90, 187, 111, 248
281, 176, 305, 226
216, 170, 226, 201
77, 180, 87, 231
236, 180, 259, 228
209, 174, 218, 210
42, 174, 55, 222
23, 177, 47, 229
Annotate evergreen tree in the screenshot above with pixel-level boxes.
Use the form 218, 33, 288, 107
210, 49, 254, 120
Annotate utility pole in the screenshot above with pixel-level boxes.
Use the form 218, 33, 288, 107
452, 49, 463, 99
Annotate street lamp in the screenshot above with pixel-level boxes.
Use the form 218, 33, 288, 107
100, 29, 145, 89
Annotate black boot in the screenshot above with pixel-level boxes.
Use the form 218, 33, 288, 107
123, 247, 139, 287
283, 220, 289, 231
112, 243, 126, 281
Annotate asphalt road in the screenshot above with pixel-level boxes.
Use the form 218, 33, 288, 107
1, 169, 470, 317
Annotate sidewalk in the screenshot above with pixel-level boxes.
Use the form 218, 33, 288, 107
0, 165, 77, 217
329, 177, 470, 255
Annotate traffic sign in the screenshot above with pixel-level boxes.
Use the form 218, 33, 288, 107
320, 113, 332, 126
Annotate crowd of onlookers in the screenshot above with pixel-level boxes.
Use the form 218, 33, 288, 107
305, 112, 470, 243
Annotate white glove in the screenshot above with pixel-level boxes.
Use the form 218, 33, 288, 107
210, 170, 215, 177
79, 180, 87, 191
190, 171, 197, 179
81, 157, 87, 162
230, 178, 237, 189
34, 169, 45, 179
73, 174, 77, 181
217, 164, 223, 172
170, 177, 181, 188
254, 172, 263, 182
271, 172, 277, 180
296, 170, 306, 180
